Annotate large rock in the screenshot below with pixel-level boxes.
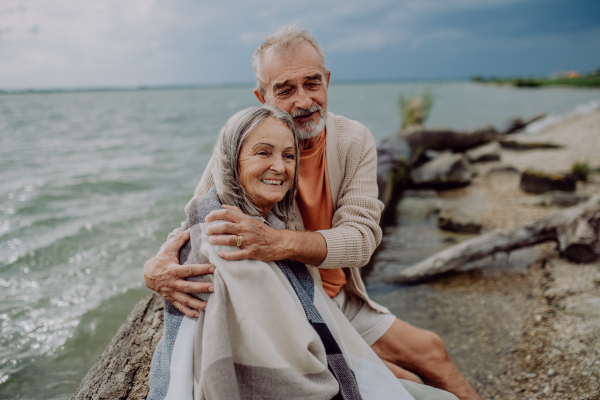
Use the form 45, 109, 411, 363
437, 205, 482, 233
411, 153, 473, 188
466, 141, 501, 163
377, 136, 411, 221
520, 170, 576, 194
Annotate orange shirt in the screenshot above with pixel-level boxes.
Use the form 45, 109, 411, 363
297, 129, 347, 298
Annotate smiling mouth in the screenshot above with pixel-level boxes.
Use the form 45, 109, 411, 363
261, 179, 284, 186
294, 111, 316, 122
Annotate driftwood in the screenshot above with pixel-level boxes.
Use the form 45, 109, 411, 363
498, 112, 547, 135
400, 125, 497, 153
498, 138, 565, 150
72, 293, 163, 400
385, 195, 600, 284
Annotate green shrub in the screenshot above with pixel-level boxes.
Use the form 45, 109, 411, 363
399, 89, 434, 129
571, 160, 590, 182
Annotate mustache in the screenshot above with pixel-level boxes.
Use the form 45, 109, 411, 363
291, 106, 322, 119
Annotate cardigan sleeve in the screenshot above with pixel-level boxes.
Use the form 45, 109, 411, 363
162, 155, 217, 249
317, 123, 384, 269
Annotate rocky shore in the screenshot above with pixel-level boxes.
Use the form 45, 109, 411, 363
424, 110, 600, 399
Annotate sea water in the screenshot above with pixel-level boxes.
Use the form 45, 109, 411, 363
1, 82, 599, 399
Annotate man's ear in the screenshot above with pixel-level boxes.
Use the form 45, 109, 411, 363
325, 70, 331, 88
253, 88, 267, 105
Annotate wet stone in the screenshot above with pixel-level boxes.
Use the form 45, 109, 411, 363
410, 153, 473, 188
437, 205, 482, 233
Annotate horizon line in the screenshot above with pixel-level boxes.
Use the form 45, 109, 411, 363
0, 76, 473, 95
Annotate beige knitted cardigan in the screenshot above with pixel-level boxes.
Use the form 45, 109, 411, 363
165, 112, 389, 314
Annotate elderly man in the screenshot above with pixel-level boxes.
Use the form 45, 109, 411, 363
144, 26, 481, 400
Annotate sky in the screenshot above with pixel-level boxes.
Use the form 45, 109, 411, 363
0, 0, 599, 89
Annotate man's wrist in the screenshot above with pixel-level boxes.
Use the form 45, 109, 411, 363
276, 228, 297, 261
277, 229, 327, 266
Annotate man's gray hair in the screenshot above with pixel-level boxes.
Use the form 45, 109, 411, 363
212, 105, 299, 222
252, 25, 328, 95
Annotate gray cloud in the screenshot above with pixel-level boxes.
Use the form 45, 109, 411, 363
0, 0, 598, 89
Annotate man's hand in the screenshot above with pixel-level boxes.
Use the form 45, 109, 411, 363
205, 205, 287, 261
205, 205, 327, 265
143, 229, 215, 318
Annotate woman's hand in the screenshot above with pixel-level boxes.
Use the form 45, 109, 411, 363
143, 229, 215, 318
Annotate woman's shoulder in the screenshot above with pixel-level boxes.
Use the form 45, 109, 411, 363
187, 186, 223, 228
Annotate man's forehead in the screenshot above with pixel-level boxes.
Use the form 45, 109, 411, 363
262, 44, 324, 88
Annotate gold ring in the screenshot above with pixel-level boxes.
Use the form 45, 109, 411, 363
236, 236, 243, 247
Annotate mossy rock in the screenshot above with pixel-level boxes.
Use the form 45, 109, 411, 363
520, 169, 576, 194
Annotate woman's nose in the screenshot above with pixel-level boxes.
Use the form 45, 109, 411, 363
269, 156, 285, 172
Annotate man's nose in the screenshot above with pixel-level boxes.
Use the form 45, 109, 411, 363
293, 87, 312, 110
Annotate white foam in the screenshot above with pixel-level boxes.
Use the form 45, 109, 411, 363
525, 99, 600, 134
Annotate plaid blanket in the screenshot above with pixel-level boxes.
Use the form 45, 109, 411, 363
147, 187, 417, 400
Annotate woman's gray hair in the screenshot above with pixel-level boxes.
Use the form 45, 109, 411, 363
212, 105, 299, 222
252, 25, 328, 95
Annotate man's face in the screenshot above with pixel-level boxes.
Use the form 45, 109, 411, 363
254, 42, 330, 140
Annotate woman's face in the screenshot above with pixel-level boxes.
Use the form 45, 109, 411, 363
238, 118, 296, 216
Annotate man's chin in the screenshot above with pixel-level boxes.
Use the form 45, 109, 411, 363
296, 128, 321, 140
295, 115, 326, 140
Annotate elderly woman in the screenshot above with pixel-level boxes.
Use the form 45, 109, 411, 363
147, 106, 455, 400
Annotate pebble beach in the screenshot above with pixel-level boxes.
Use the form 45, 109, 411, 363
429, 110, 600, 399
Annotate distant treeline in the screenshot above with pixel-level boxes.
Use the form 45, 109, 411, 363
471, 73, 600, 88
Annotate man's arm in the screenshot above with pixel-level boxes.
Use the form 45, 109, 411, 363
317, 124, 383, 269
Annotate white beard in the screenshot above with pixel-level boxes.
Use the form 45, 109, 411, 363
291, 106, 327, 140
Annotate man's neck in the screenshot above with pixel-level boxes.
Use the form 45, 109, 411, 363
299, 127, 326, 151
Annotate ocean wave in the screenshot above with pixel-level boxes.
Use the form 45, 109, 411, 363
47, 179, 152, 195
525, 99, 600, 134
